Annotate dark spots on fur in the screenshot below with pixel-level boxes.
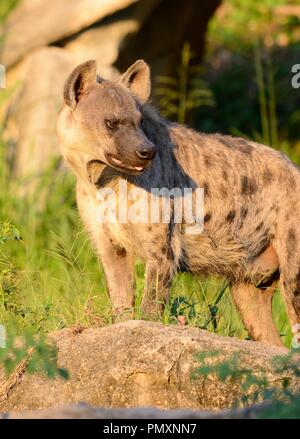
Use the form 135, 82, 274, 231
109, 237, 127, 258
273, 205, 279, 214
240, 206, 248, 220
236, 138, 253, 155
241, 176, 257, 196
161, 245, 167, 254
294, 270, 300, 294
113, 244, 126, 258
287, 228, 297, 260
292, 297, 300, 317
262, 168, 273, 185
219, 184, 228, 198
288, 228, 296, 243
116, 247, 126, 257
241, 176, 248, 195
148, 225, 152, 232
226, 210, 236, 222
255, 222, 263, 232
220, 137, 252, 155
220, 138, 233, 150
222, 170, 228, 181
203, 155, 211, 167
255, 207, 262, 215
204, 212, 212, 223
203, 182, 210, 197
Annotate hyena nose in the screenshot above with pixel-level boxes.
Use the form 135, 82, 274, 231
136, 144, 157, 160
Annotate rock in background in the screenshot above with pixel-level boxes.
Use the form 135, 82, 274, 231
0, 0, 221, 182
0, 320, 297, 412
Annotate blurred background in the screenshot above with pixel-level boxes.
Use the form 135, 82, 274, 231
0, 0, 299, 345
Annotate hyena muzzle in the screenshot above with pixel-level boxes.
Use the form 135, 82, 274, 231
57, 59, 300, 347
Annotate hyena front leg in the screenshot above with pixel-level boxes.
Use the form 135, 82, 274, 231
231, 281, 283, 346
141, 257, 176, 320
97, 232, 135, 322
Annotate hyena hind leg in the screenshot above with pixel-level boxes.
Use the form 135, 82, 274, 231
274, 224, 300, 346
230, 282, 283, 346
141, 259, 175, 320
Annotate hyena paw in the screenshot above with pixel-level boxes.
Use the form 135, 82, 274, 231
291, 324, 300, 349
112, 307, 135, 323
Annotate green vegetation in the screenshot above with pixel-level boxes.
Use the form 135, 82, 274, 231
197, 0, 300, 158
194, 348, 300, 418
156, 42, 214, 123
0, 155, 110, 334
0, 329, 68, 379
0, 0, 19, 24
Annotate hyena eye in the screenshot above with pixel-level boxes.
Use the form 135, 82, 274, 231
105, 119, 119, 130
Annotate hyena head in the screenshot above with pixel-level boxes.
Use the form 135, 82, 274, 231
57, 59, 157, 180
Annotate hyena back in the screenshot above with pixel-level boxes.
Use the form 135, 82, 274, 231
57, 59, 300, 346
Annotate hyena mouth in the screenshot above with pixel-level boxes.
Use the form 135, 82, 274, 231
105, 153, 145, 174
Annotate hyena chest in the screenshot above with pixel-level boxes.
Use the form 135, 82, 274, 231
77, 184, 136, 252
78, 182, 179, 259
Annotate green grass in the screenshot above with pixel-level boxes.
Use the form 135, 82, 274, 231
0, 0, 19, 24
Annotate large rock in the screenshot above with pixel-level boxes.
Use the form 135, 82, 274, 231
63, 0, 162, 70
63, 19, 138, 78
0, 0, 138, 68
0, 321, 297, 412
5, 47, 76, 179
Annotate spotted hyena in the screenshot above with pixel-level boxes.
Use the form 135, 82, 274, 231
57, 59, 300, 346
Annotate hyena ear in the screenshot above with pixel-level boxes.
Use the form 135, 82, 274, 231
64, 60, 97, 110
118, 60, 151, 103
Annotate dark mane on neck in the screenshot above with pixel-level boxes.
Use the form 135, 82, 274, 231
139, 102, 173, 152
130, 102, 196, 190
